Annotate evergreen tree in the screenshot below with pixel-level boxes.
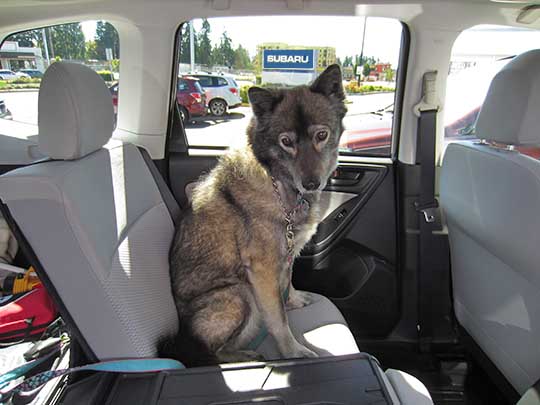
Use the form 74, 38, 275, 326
95, 21, 120, 60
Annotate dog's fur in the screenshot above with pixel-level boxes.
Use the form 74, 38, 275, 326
162, 65, 347, 365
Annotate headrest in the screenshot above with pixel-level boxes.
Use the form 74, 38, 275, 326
476, 49, 540, 146
38, 62, 114, 160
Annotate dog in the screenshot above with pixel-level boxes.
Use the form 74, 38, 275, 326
161, 64, 347, 365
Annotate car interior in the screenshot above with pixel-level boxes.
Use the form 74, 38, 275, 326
0, 1, 539, 404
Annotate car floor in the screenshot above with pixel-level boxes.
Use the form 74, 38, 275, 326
364, 345, 511, 405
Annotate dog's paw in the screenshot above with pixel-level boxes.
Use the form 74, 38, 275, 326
289, 343, 318, 359
286, 290, 312, 310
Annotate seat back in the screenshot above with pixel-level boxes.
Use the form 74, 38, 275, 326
0, 62, 178, 359
441, 50, 540, 395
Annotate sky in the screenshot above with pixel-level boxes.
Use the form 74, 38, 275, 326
81, 19, 540, 69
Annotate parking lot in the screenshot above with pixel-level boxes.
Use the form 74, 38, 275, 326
0, 90, 395, 147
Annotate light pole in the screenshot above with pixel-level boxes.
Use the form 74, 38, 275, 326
41, 28, 50, 68
189, 21, 195, 72
357, 16, 367, 85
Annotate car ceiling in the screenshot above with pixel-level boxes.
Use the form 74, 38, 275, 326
0, 0, 534, 39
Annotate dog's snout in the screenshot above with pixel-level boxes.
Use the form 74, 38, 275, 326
302, 179, 321, 191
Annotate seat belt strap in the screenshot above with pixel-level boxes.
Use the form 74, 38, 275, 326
413, 71, 440, 352
138, 147, 181, 227
0, 358, 184, 402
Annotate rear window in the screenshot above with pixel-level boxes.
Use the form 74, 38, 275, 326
444, 25, 540, 159
0, 21, 120, 164
175, 16, 403, 156
194, 81, 204, 93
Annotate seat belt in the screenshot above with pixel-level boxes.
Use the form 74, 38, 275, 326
413, 71, 441, 353
138, 147, 181, 227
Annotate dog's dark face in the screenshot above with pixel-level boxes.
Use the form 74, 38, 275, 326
247, 64, 347, 193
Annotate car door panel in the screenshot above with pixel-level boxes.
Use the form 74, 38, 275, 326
168, 150, 399, 339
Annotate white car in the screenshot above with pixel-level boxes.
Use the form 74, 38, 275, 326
0, 70, 18, 80
191, 73, 241, 117
14, 71, 31, 79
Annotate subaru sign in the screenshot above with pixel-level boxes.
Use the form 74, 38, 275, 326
263, 49, 315, 71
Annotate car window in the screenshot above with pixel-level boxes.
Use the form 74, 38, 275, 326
178, 79, 188, 91
194, 81, 204, 93
216, 77, 228, 86
175, 16, 403, 155
196, 76, 213, 87
0, 21, 120, 164
443, 25, 540, 159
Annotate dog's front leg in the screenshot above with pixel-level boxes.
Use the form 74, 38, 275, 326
285, 265, 313, 310
247, 258, 317, 359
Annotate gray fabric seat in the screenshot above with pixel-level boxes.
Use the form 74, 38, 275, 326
441, 49, 540, 395
0, 62, 358, 362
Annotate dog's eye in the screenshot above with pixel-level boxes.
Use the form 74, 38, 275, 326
280, 135, 293, 148
316, 130, 329, 142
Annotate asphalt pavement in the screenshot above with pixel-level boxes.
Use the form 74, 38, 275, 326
0, 90, 395, 148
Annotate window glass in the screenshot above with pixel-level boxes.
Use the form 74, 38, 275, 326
176, 16, 403, 155
444, 25, 540, 159
197, 76, 213, 87
178, 79, 188, 91
216, 77, 228, 86
0, 21, 120, 164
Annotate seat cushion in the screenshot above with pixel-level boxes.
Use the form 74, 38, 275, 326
384, 369, 433, 405
256, 292, 359, 359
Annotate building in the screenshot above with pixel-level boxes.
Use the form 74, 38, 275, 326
256, 43, 336, 85
0, 41, 45, 71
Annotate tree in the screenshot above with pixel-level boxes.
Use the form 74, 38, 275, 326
179, 23, 197, 65
49, 23, 85, 60
196, 19, 212, 67
95, 21, 119, 60
7, 31, 40, 47
213, 31, 234, 68
85, 40, 99, 60
384, 67, 395, 82
233, 45, 252, 70
362, 63, 372, 77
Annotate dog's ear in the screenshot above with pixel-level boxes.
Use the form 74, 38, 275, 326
310, 64, 345, 101
248, 87, 281, 117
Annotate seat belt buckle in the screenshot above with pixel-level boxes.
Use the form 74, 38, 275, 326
415, 199, 439, 223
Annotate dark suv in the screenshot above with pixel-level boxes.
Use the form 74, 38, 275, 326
109, 77, 206, 122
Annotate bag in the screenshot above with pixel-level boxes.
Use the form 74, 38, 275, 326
0, 285, 57, 342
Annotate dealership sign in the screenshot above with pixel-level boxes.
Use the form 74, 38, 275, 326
263, 49, 315, 70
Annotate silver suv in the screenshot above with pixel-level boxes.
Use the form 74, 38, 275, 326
191, 73, 242, 117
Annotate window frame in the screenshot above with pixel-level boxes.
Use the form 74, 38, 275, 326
167, 19, 411, 161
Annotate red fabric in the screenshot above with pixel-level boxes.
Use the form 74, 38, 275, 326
0, 285, 56, 340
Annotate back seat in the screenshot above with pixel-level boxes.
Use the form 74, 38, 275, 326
0, 62, 432, 404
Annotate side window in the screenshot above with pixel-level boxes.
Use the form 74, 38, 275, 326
178, 79, 188, 91
0, 21, 120, 164
216, 77, 228, 86
197, 76, 213, 87
176, 17, 403, 155
444, 25, 540, 159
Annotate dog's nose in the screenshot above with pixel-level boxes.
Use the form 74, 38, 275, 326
302, 179, 320, 191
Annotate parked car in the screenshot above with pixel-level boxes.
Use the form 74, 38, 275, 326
0, 70, 18, 80
190, 73, 241, 117
17, 69, 43, 78
14, 71, 30, 79
109, 82, 119, 115
109, 77, 207, 122
340, 58, 540, 159
177, 76, 207, 122
0, 98, 11, 119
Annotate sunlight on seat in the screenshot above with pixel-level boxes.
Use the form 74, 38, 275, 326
303, 324, 359, 355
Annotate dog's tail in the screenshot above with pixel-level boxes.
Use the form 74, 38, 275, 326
157, 320, 218, 367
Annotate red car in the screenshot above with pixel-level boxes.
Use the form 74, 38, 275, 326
177, 76, 207, 122
109, 76, 207, 122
